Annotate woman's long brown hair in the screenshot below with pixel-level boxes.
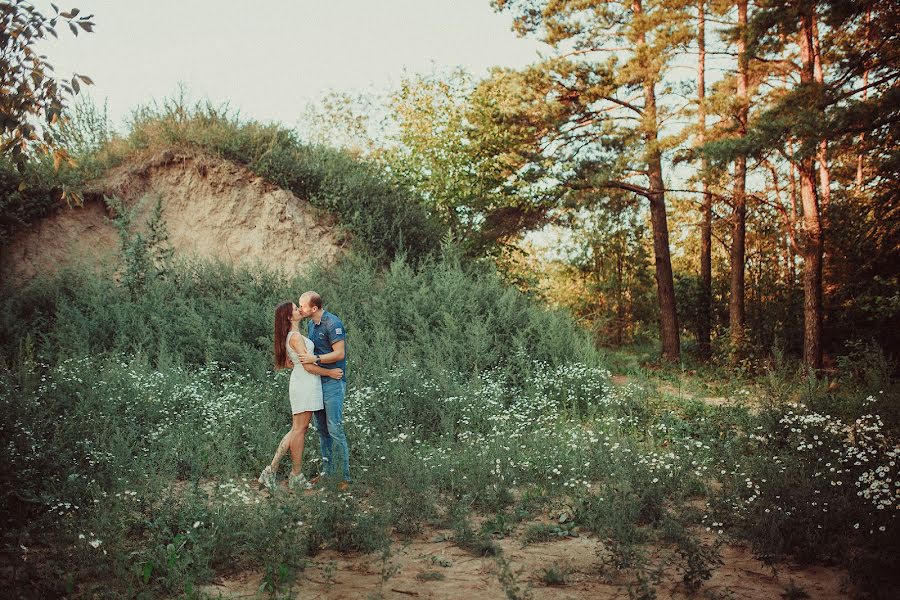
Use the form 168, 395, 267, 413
273, 301, 294, 370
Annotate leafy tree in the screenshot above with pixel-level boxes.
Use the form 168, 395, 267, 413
704, 0, 900, 368
298, 89, 382, 156
383, 70, 486, 242
482, 0, 694, 361
564, 199, 656, 346
0, 1, 95, 171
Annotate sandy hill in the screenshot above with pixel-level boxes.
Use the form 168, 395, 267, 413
0, 149, 348, 284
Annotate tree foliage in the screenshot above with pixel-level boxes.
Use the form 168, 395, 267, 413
0, 1, 95, 171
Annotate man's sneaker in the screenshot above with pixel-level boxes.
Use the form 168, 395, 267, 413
258, 465, 277, 491
338, 481, 350, 492
289, 472, 312, 491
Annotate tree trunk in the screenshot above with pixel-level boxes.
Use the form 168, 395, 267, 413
634, 0, 681, 362
615, 250, 625, 346
697, 0, 712, 359
812, 14, 831, 221
648, 162, 681, 363
730, 0, 749, 360
857, 7, 871, 187
799, 7, 824, 370
800, 161, 823, 369
789, 142, 798, 290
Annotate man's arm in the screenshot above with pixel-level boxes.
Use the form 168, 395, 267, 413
300, 340, 345, 365
290, 334, 341, 369
303, 363, 343, 378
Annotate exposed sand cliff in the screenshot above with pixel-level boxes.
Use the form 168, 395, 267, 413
1, 148, 348, 284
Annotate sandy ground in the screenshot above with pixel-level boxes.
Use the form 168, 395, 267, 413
612, 374, 731, 407
197, 527, 849, 600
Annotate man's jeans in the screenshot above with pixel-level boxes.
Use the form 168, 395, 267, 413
313, 379, 350, 482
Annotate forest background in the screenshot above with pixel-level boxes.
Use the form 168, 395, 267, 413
3, 0, 898, 370
1, 1, 899, 599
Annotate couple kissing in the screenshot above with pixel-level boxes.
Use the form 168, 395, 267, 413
258, 291, 350, 492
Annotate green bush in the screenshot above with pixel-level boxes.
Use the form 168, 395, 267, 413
0, 254, 599, 382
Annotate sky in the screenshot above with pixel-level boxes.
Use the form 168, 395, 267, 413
41, 0, 549, 130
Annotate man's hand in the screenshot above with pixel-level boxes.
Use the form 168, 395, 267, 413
299, 354, 318, 364
328, 368, 344, 380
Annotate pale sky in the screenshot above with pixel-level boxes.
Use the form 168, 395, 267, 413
41, 0, 548, 129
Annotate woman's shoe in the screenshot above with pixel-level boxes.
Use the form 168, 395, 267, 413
289, 472, 312, 491
258, 466, 277, 491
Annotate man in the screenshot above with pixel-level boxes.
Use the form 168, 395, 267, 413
297, 291, 350, 488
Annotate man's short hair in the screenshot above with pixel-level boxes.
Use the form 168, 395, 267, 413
300, 291, 322, 309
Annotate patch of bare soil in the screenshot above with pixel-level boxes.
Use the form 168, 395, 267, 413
198, 528, 848, 600
612, 374, 730, 407
1, 148, 348, 284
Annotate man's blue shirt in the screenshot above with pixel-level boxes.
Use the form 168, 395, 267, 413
308, 310, 346, 381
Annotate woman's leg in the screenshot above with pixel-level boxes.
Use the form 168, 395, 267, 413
269, 429, 294, 472
289, 411, 313, 476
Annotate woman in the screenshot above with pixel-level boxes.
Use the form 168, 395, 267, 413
258, 301, 342, 491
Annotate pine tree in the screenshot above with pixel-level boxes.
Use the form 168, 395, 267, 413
487, 0, 694, 361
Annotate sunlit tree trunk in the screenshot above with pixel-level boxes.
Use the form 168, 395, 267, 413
857, 7, 871, 187
634, 0, 681, 362
812, 14, 831, 225
697, 0, 712, 359
730, 0, 749, 360
799, 6, 824, 370
788, 144, 798, 288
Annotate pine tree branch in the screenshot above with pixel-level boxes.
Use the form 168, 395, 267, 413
751, 159, 802, 255
832, 71, 900, 103
603, 181, 652, 198
566, 179, 651, 199
750, 56, 799, 71
560, 46, 631, 58
602, 96, 644, 116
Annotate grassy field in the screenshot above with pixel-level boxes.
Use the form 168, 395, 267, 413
1, 258, 897, 599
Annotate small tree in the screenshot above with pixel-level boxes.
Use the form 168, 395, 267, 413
107, 195, 174, 298
0, 2, 95, 171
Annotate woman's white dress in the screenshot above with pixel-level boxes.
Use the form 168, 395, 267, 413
286, 331, 324, 414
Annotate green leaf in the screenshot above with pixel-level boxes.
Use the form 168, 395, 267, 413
141, 562, 153, 584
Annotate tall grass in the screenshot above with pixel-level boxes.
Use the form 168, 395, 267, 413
1, 258, 897, 598
6, 347, 893, 597
0, 253, 597, 382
